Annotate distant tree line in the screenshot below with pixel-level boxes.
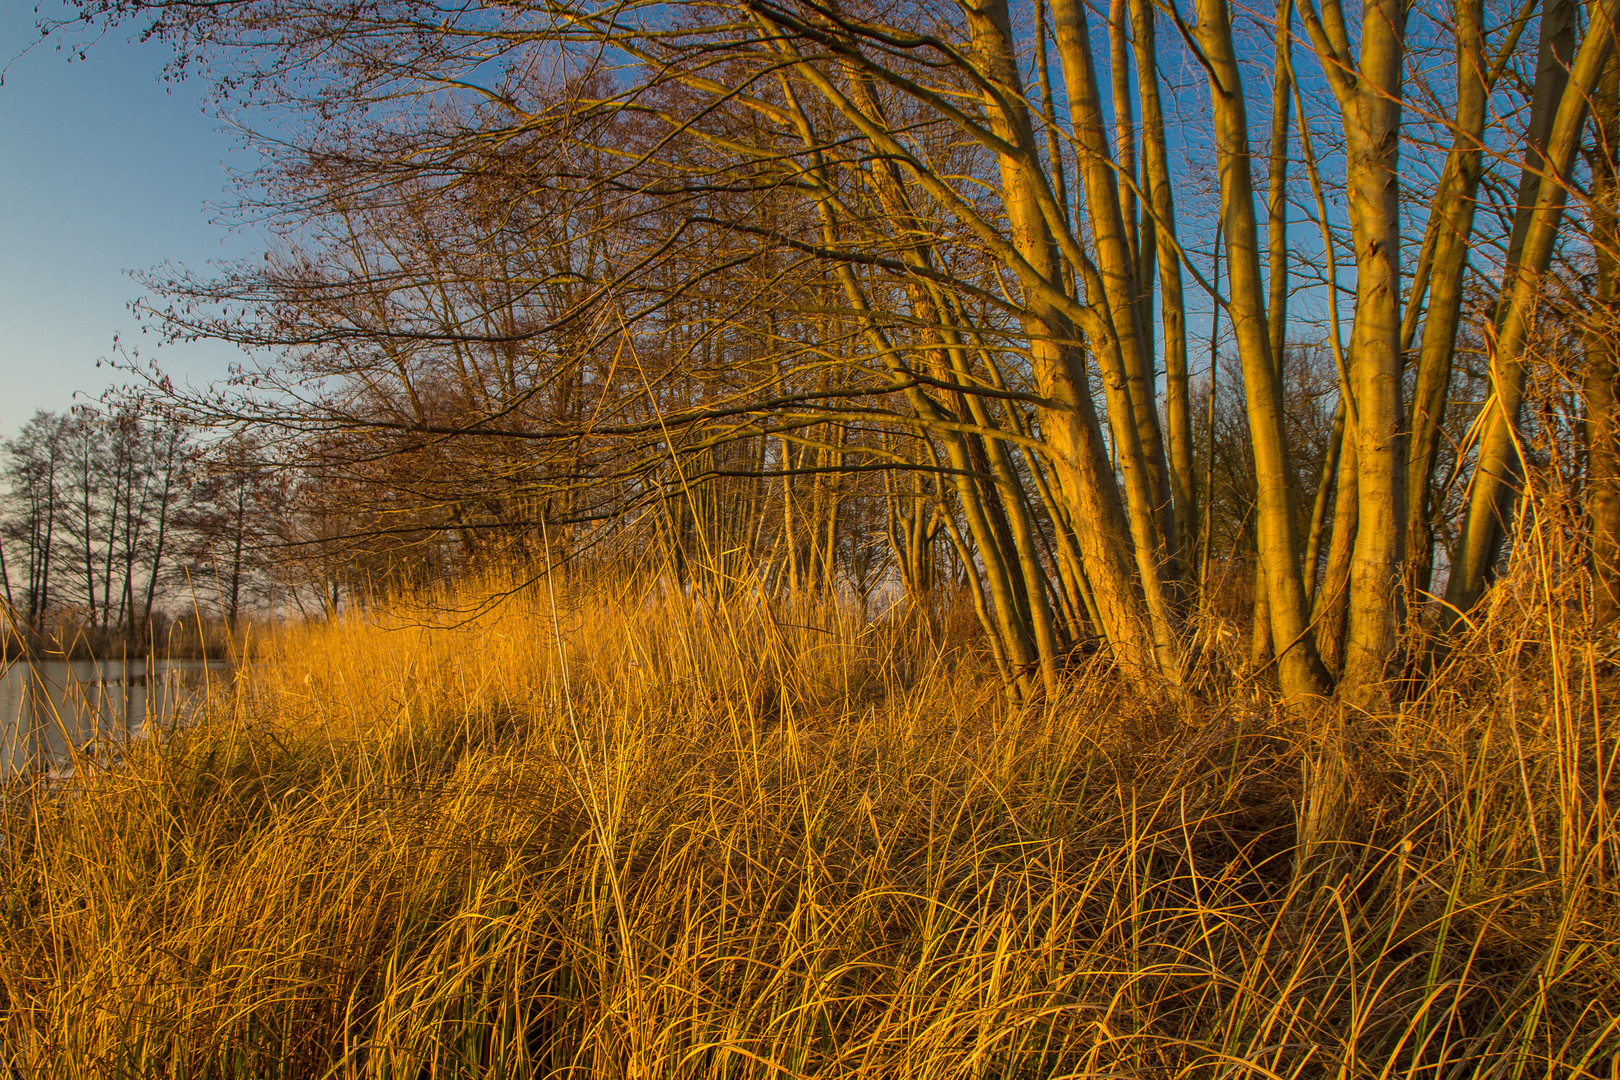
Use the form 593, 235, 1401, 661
0, 407, 328, 650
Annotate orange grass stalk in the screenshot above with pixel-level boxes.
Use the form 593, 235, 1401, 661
2, 563, 1618, 1077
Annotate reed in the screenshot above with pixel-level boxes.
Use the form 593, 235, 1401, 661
2, 561, 1617, 1078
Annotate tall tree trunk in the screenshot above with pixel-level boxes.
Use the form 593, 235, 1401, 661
1253, 0, 1295, 670
941, 319, 1062, 692
966, 0, 1174, 677
772, 62, 1044, 689
1404, 0, 1492, 602
1588, 55, 1620, 627
767, 9, 1168, 676
1196, 0, 1330, 701
1297, 0, 1408, 705
1049, 0, 1179, 573
1130, 0, 1198, 578
1448, 0, 1620, 616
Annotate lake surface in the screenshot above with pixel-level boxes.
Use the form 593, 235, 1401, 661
1, 659, 231, 779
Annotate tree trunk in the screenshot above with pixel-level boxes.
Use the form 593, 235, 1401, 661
1130, 0, 1198, 573
1404, 0, 1491, 602
1448, 0, 1620, 616
1303, 397, 1346, 601
1196, 0, 1330, 701
966, 0, 1174, 677
1049, 0, 1179, 578
1296, 0, 1407, 706
1253, 0, 1295, 670
1588, 55, 1620, 627
1314, 435, 1358, 674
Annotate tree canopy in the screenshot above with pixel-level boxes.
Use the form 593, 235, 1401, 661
40, 0, 1620, 703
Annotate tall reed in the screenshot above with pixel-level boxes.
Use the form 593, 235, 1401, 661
2, 563, 1617, 1078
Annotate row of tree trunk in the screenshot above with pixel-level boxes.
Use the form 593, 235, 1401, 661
63, 0, 1620, 704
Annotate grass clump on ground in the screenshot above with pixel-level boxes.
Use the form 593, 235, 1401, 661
2, 567, 1619, 1078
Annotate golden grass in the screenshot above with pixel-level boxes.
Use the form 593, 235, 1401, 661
3, 566, 1619, 1078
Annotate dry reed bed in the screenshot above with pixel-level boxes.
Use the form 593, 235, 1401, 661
1, 570, 1618, 1078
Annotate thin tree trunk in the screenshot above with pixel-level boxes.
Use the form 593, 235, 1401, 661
1588, 55, 1620, 626
1304, 397, 1346, 601
1196, 0, 1329, 700
1404, 0, 1493, 601
1297, 0, 1408, 705
1050, 0, 1179, 576
942, 322, 1061, 692
1200, 224, 1223, 597
1131, 0, 1198, 577
965, 0, 1172, 677
1314, 435, 1359, 674
1253, 0, 1295, 671
811, 60, 1064, 688
768, 11, 1167, 676
1033, 0, 1070, 227
1448, 0, 1620, 616
1111, 0, 1141, 277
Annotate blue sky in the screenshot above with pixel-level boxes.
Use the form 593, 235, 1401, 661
0, 4, 256, 437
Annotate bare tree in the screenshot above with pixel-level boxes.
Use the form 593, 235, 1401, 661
49, 0, 1620, 702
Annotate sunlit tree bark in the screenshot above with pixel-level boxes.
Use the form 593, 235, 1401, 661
1588, 56, 1620, 627
1195, 0, 1329, 700
1449, 0, 1620, 616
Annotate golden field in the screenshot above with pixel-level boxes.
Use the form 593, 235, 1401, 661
2, 566, 1617, 1078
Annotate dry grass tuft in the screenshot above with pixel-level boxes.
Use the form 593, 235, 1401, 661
3, 567, 1619, 1078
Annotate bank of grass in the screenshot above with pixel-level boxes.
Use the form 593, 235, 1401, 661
2, 565, 1619, 1078
2, 610, 258, 662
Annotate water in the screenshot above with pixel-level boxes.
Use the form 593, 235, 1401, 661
0, 659, 230, 779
